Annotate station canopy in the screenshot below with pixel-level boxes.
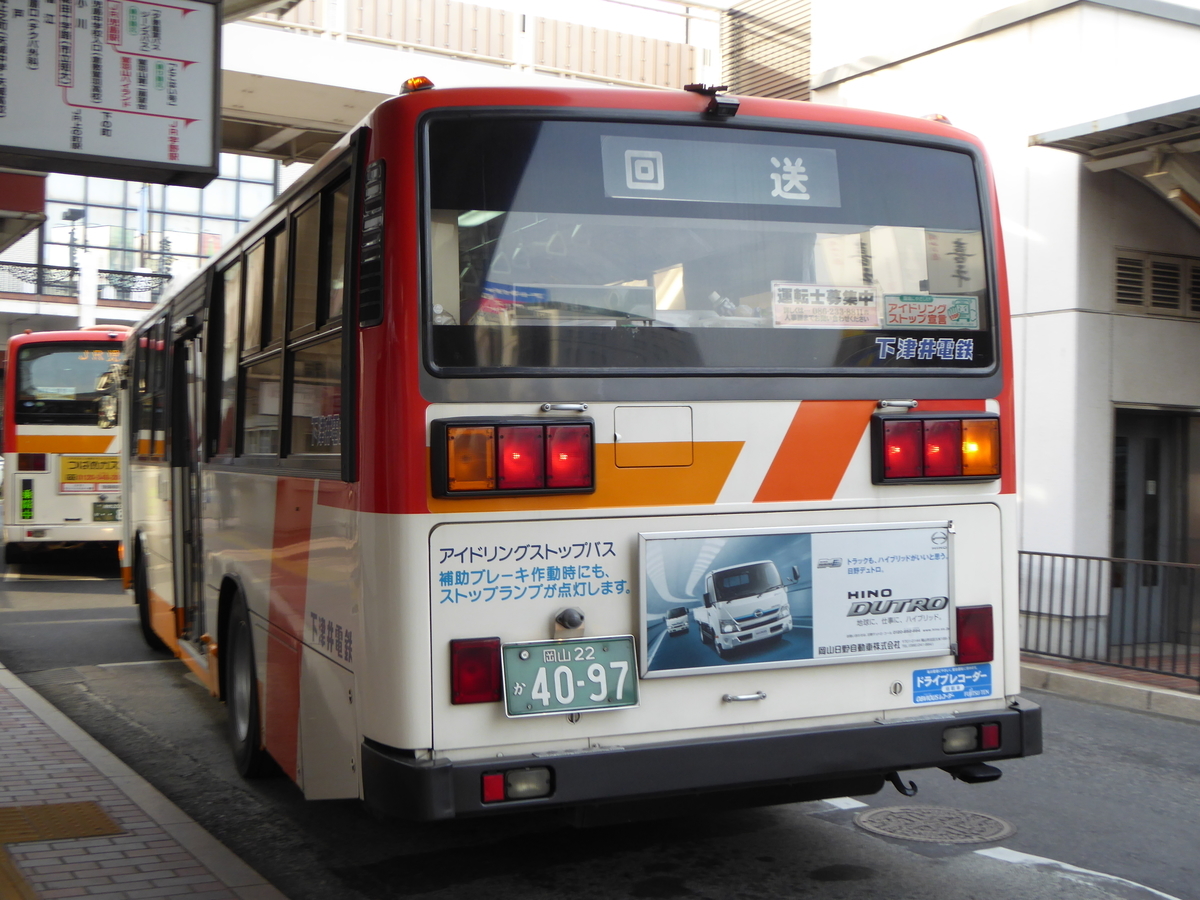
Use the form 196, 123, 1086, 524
1032, 95, 1200, 228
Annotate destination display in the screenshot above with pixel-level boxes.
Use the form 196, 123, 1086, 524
601, 135, 841, 208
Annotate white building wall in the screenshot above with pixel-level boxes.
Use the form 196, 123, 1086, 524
812, 1, 1200, 556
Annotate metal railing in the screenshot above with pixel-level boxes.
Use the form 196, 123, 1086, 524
0, 262, 171, 304
1019, 550, 1200, 691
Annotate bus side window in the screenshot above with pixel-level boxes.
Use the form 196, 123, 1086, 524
291, 176, 349, 338
132, 330, 148, 457
242, 240, 267, 355
288, 338, 341, 456
147, 317, 168, 461
327, 179, 350, 321
216, 259, 242, 458
228, 167, 349, 472
267, 225, 287, 347
243, 357, 282, 455
286, 175, 348, 461
291, 198, 321, 337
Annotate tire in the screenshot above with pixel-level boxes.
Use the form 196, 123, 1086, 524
226, 593, 272, 777
700, 625, 713, 645
134, 543, 169, 652
3, 542, 23, 565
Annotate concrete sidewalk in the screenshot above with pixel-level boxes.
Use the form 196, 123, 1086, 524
1021, 655, 1200, 722
0, 662, 286, 900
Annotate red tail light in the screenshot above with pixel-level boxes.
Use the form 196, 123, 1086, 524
955, 605, 994, 664
546, 425, 593, 488
882, 420, 922, 478
923, 419, 962, 477
872, 413, 1001, 484
432, 418, 595, 497
450, 637, 502, 704
482, 772, 506, 802
498, 426, 545, 489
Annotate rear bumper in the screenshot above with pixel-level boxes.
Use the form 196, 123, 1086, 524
362, 697, 1042, 821
5, 524, 120, 544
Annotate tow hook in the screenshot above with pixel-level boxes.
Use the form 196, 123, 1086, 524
941, 762, 1002, 784
886, 772, 918, 796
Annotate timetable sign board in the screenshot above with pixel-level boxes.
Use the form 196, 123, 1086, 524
0, 0, 218, 186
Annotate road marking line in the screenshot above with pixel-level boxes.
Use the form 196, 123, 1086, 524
2, 618, 131, 626
975, 847, 1184, 899
827, 800, 1182, 898
96, 659, 178, 668
645, 626, 668, 666
824, 796, 869, 810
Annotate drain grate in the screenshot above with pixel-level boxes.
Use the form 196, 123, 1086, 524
0, 802, 123, 844
854, 806, 1015, 844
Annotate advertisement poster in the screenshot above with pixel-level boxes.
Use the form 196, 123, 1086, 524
882, 294, 980, 329
639, 524, 952, 677
771, 282, 880, 329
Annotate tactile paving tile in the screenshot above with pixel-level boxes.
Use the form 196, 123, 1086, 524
0, 801, 124, 844
0, 850, 38, 900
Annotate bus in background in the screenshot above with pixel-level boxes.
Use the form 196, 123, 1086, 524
124, 81, 1040, 820
3, 327, 129, 564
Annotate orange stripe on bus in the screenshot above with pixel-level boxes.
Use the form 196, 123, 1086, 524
427, 441, 743, 512
16, 435, 115, 453
149, 591, 177, 652
149, 591, 218, 694
754, 400, 877, 503
614, 440, 693, 468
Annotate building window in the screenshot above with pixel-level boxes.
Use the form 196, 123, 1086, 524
0, 154, 301, 304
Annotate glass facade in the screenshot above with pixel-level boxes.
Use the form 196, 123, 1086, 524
0, 155, 309, 301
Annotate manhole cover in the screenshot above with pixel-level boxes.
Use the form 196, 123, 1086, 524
854, 806, 1016, 844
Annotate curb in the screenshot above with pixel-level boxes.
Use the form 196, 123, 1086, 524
1021, 663, 1200, 722
0, 663, 288, 900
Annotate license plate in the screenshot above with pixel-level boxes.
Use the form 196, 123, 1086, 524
502, 636, 639, 718
92, 501, 120, 522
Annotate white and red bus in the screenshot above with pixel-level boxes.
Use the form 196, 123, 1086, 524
123, 81, 1040, 819
3, 327, 128, 564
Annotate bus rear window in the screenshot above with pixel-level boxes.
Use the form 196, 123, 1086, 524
14, 343, 120, 425
425, 117, 993, 376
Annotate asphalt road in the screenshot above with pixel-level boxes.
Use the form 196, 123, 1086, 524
3, 553, 1199, 900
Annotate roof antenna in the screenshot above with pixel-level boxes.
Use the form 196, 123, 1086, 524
684, 83, 740, 119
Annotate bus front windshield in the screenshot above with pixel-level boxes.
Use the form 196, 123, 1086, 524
713, 562, 781, 603
426, 116, 993, 376
15, 343, 121, 425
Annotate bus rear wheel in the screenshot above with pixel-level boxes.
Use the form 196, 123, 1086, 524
226, 594, 272, 777
134, 544, 168, 653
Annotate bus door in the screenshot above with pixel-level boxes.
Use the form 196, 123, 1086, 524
170, 315, 206, 643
